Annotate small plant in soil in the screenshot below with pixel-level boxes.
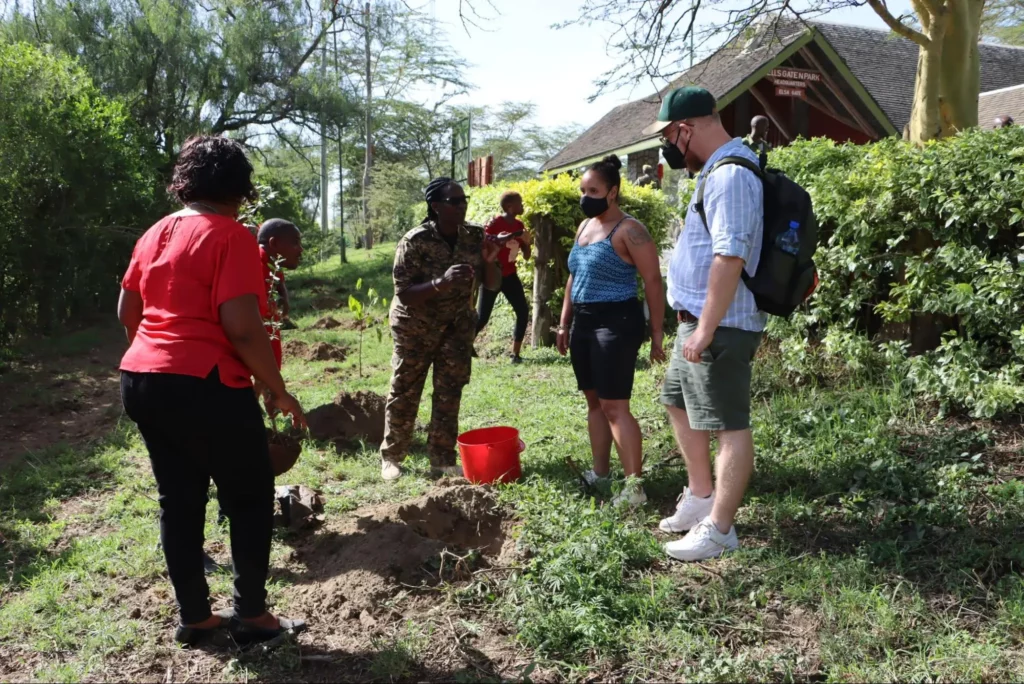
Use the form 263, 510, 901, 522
348, 278, 388, 377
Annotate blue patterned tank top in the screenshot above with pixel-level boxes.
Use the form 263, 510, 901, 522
568, 216, 638, 304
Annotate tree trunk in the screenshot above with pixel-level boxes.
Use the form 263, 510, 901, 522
361, 1, 374, 251
938, 2, 982, 136
531, 217, 557, 349
907, 3, 984, 143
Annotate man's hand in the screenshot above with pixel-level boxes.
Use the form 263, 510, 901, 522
650, 331, 667, 364
683, 325, 714, 363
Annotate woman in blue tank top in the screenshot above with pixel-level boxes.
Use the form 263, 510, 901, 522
556, 154, 666, 507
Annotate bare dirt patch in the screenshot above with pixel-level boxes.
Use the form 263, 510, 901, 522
306, 342, 349, 362
306, 391, 386, 447
0, 327, 124, 469
285, 483, 509, 617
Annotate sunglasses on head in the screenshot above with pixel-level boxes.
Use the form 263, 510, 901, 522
437, 195, 469, 206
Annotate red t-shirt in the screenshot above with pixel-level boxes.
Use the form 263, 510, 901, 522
120, 214, 268, 388
485, 215, 527, 277
259, 246, 284, 369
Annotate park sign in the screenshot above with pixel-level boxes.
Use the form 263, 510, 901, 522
770, 67, 820, 98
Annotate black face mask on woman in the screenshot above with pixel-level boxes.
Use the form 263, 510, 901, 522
579, 194, 610, 218
661, 127, 689, 170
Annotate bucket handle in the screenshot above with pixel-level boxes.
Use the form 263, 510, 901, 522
518, 439, 526, 453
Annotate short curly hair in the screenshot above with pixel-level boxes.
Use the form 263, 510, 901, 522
499, 191, 522, 210
167, 135, 258, 205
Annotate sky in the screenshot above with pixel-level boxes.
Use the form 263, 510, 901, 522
420, 0, 915, 130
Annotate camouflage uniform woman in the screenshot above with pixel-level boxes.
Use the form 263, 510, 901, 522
380, 178, 503, 480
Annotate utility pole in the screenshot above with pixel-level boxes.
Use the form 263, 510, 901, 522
361, 1, 374, 250
320, 20, 329, 239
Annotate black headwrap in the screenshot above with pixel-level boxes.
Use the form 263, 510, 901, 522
424, 177, 456, 223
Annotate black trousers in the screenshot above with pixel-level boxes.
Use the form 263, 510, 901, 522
121, 369, 274, 625
476, 272, 529, 343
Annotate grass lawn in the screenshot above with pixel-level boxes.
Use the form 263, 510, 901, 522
2, 243, 1023, 682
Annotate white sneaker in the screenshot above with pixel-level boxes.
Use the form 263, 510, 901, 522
582, 469, 610, 486
665, 517, 738, 562
381, 460, 402, 481
659, 487, 715, 533
611, 485, 648, 507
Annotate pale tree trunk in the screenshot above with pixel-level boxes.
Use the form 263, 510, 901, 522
937, 1, 983, 137
362, 1, 374, 250
871, 0, 984, 143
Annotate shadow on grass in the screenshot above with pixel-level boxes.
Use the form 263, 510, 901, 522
0, 422, 136, 591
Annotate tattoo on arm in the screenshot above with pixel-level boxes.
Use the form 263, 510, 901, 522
625, 224, 653, 247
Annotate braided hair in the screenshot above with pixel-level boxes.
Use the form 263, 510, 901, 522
424, 176, 457, 223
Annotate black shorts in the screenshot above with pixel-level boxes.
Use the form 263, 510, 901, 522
569, 299, 645, 400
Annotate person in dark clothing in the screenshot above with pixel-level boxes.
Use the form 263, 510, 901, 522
118, 135, 308, 646
476, 191, 532, 364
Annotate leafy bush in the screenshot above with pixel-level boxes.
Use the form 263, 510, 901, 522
0, 43, 160, 343
468, 173, 673, 249
708, 130, 1024, 417
468, 174, 674, 335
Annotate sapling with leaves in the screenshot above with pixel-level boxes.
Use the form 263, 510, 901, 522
348, 277, 389, 377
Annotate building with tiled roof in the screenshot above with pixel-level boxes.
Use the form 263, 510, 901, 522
979, 84, 1024, 128
543, 20, 1024, 178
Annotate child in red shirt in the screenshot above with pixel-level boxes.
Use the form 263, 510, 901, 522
256, 219, 303, 368
476, 191, 532, 363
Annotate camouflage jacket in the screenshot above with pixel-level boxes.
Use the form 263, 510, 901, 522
390, 220, 488, 329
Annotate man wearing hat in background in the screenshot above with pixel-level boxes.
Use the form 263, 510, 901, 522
644, 86, 765, 562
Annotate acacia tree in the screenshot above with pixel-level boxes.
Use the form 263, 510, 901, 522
1, 0, 357, 157
567, 0, 986, 143
984, 0, 1024, 44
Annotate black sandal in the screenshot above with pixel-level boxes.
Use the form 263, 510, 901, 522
174, 609, 234, 646
229, 614, 307, 646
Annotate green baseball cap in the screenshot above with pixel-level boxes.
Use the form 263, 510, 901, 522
642, 86, 717, 135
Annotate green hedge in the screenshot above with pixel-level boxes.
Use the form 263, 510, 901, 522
468, 174, 673, 321
0, 43, 161, 344
468, 173, 673, 248
677, 131, 1024, 417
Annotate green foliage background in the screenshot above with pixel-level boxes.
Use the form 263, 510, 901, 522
0, 43, 161, 344
674, 130, 1024, 417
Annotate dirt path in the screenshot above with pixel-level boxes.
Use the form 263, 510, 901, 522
0, 326, 125, 468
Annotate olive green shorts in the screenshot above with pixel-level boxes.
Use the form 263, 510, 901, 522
660, 322, 763, 431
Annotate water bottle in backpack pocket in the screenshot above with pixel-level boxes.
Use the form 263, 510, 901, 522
694, 157, 819, 317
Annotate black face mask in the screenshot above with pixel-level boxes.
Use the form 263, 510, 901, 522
579, 194, 609, 218
661, 127, 689, 170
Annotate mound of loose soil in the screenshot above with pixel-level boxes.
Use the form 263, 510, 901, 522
285, 483, 509, 615
282, 340, 309, 357
305, 342, 348, 362
310, 316, 342, 330
313, 295, 343, 310
306, 391, 386, 446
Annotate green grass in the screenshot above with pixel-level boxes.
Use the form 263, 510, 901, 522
2, 242, 1024, 681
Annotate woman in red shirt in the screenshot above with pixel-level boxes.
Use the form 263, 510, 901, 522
118, 136, 307, 646
476, 192, 532, 363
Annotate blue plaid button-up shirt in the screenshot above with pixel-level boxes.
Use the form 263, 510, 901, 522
667, 138, 767, 333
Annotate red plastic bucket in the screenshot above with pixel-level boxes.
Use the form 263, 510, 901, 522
457, 426, 525, 485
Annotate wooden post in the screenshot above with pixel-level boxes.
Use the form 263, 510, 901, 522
749, 85, 794, 141
531, 216, 567, 348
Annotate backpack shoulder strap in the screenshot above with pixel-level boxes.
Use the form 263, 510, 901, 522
693, 156, 764, 229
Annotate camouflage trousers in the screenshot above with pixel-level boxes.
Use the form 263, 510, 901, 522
380, 318, 474, 467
